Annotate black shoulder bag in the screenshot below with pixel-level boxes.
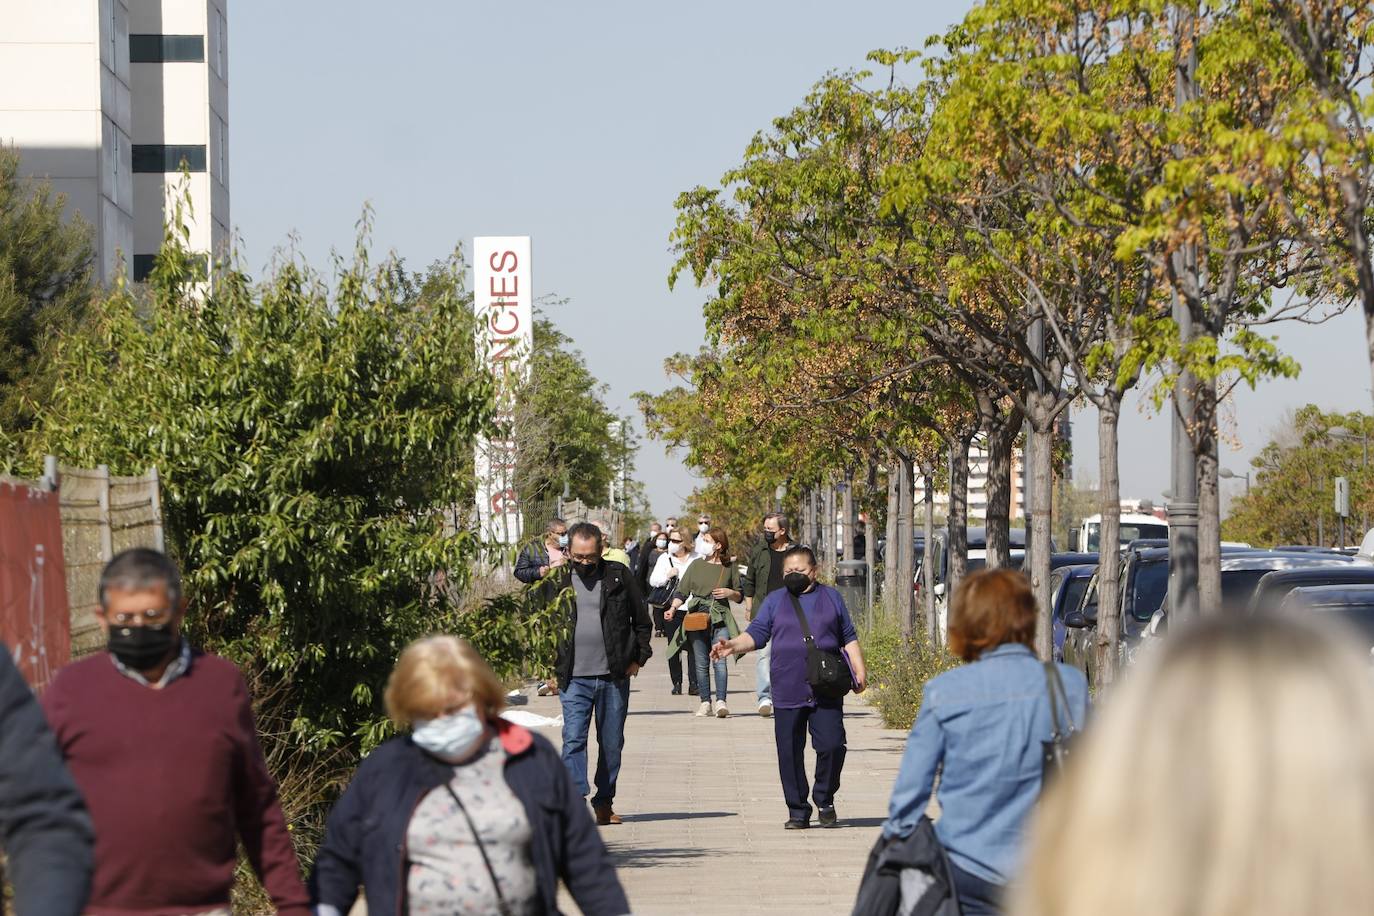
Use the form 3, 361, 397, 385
788, 591, 852, 700
442, 782, 515, 916
1040, 661, 1077, 786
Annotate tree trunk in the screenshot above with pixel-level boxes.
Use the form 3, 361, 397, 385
947, 439, 971, 603
923, 470, 937, 645
884, 464, 899, 620
842, 474, 855, 562
897, 455, 917, 638
823, 481, 838, 577
1095, 401, 1124, 686
984, 412, 1020, 568
1197, 379, 1222, 614
1028, 399, 1057, 660
864, 465, 878, 630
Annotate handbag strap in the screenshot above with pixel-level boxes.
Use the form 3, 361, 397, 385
788, 591, 817, 647
441, 780, 514, 916
1042, 662, 1076, 740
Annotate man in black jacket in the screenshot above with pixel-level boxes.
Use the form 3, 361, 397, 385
0, 646, 94, 915
555, 522, 653, 826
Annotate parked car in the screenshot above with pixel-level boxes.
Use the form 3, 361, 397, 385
1250, 565, 1374, 611
925, 527, 1057, 634
1063, 550, 1352, 685
1281, 584, 1374, 652
1050, 563, 1096, 662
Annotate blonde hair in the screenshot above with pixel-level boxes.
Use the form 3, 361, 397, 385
1012, 614, 1374, 916
384, 636, 507, 726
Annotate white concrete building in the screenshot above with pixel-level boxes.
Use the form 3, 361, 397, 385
0, 0, 229, 284
913, 439, 1028, 522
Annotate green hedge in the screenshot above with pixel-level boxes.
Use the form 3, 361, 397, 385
861, 614, 960, 731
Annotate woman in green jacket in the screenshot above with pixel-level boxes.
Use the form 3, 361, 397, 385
666, 527, 743, 717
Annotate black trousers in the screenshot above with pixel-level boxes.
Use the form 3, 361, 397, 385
663, 614, 698, 692
773, 701, 846, 821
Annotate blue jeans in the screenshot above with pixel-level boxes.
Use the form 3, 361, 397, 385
755, 643, 772, 704
559, 676, 630, 807
951, 862, 1004, 914
690, 625, 729, 702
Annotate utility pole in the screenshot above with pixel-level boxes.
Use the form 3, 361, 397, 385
1168, 4, 1200, 623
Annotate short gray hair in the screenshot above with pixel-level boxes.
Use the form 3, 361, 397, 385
99, 548, 182, 609
765, 512, 790, 533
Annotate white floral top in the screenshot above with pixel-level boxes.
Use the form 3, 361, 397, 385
406, 736, 538, 915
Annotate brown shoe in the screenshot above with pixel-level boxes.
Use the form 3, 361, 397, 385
594, 805, 622, 826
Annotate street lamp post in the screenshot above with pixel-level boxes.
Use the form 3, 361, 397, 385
1328, 426, 1369, 534
1218, 468, 1251, 495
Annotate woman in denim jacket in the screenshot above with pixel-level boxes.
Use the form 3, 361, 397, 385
883, 569, 1088, 914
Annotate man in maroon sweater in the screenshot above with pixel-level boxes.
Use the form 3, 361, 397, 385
42, 548, 309, 916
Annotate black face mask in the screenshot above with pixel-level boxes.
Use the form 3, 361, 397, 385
574, 559, 602, 583
763, 530, 778, 544
784, 572, 811, 596
108, 623, 177, 670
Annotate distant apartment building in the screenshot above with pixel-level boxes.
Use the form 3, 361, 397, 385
913, 439, 1029, 523
0, 0, 229, 284
913, 414, 1074, 523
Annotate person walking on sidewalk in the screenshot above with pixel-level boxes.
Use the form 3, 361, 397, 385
712, 546, 867, 829
741, 512, 797, 718
515, 518, 569, 698
514, 518, 569, 585
311, 636, 631, 916
883, 569, 1088, 914
42, 548, 310, 915
650, 530, 698, 695
666, 528, 743, 718
554, 523, 653, 826
0, 645, 93, 916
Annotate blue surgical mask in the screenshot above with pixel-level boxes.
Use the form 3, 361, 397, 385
412, 707, 487, 762
557, 534, 570, 548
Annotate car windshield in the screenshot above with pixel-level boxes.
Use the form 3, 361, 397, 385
1221, 569, 1274, 608
1131, 561, 1169, 621
1122, 523, 1169, 542
1059, 576, 1091, 620
967, 557, 986, 573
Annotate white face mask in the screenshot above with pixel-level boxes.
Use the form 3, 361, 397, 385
700, 540, 716, 557
669, 542, 685, 557
412, 706, 486, 762
698, 522, 710, 533
656, 537, 668, 550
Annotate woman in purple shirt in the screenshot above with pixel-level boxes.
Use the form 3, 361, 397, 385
712, 546, 868, 829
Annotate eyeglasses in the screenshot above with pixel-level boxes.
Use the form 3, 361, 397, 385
108, 608, 171, 626
569, 553, 600, 564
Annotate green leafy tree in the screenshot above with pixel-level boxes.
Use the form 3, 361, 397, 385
514, 316, 637, 533
1223, 406, 1374, 547
0, 146, 95, 436
21, 231, 495, 748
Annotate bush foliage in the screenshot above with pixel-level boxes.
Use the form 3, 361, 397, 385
22, 230, 495, 748
861, 614, 960, 731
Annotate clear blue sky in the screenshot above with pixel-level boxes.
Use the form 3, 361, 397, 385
228, 1, 1370, 521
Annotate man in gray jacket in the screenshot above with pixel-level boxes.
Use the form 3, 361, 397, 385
0, 645, 93, 914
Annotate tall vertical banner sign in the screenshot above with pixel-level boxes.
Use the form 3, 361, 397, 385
474, 236, 533, 546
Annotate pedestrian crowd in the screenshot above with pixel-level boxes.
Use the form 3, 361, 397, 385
2, 519, 1373, 916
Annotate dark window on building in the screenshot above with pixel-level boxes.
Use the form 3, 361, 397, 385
132, 254, 156, 282
132, 144, 206, 172
132, 253, 209, 283
129, 34, 205, 63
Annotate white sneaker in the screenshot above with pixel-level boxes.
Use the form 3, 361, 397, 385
695, 701, 712, 717
758, 700, 774, 718
715, 700, 730, 718
536, 682, 555, 697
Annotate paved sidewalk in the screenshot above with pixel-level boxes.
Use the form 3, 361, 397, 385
535, 627, 913, 915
